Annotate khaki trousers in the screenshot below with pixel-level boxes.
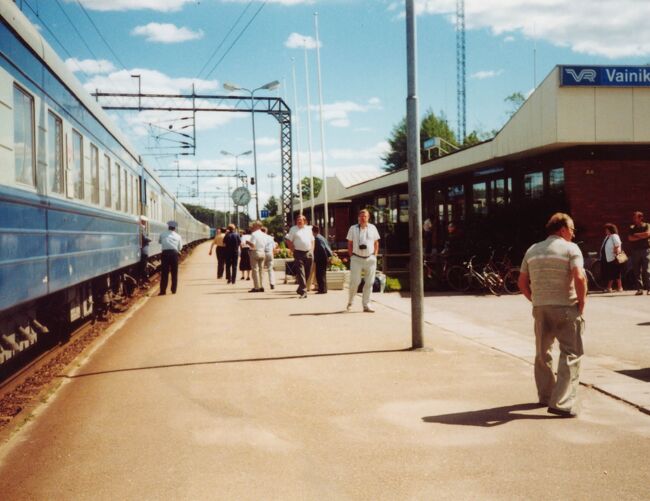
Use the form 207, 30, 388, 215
250, 249, 266, 289
533, 305, 584, 413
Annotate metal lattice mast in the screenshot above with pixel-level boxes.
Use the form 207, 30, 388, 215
456, 0, 466, 143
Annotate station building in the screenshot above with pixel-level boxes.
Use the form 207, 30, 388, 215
305, 65, 650, 259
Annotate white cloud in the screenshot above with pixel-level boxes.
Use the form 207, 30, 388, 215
410, 0, 650, 58
65, 58, 116, 74
310, 98, 382, 128
132, 23, 204, 43
255, 137, 278, 147
224, 0, 315, 5
471, 69, 503, 80
81, 68, 218, 95
503, 36, 515, 43
284, 33, 321, 50
74, 0, 194, 12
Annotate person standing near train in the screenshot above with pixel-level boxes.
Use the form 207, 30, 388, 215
159, 220, 183, 295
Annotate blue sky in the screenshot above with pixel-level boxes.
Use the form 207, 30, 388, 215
18, 0, 650, 213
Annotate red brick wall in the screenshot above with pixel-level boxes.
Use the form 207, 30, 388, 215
565, 159, 650, 252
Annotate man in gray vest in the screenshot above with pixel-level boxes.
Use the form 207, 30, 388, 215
518, 212, 587, 417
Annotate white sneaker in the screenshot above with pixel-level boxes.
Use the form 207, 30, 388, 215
363, 305, 375, 313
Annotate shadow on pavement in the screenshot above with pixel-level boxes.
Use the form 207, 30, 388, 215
63, 348, 411, 379
290, 311, 360, 316
422, 403, 555, 427
617, 368, 650, 382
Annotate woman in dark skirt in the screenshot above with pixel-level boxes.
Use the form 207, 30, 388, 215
600, 223, 623, 292
239, 228, 252, 280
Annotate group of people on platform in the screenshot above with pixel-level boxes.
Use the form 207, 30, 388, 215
206, 209, 381, 312
599, 211, 650, 295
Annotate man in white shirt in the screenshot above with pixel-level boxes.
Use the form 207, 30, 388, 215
347, 209, 381, 312
285, 214, 315, 298
247, 221, 267, 292
158, 220, 183, 295
261, 227, 278, 290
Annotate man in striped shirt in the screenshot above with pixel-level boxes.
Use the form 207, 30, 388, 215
518, 213, 587, 418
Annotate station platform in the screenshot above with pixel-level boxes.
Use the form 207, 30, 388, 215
0, 242, 648, 500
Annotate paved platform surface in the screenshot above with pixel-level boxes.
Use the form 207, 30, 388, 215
0, 242, 649, 500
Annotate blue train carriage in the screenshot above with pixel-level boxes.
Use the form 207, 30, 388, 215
0, 2, 209, 370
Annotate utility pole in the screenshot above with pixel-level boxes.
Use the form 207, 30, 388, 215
406, 0, 424, 349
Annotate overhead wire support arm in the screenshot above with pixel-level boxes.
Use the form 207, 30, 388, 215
92, 90, 293, 228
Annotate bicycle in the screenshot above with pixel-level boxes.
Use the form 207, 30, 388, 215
446, 256, 502, 295
502, 267, 521, 294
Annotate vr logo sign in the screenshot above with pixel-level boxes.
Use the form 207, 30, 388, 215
561, 65, 650, 87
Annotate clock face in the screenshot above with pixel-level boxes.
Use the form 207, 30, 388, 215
232, 187, 251, 206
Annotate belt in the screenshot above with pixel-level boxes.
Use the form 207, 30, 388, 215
353, 253, 373, 259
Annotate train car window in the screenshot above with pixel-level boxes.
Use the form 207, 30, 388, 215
472, 182, 488, 215
549, 167, 565, 194
90, 144, 100, 204
71, 130, 84, 199
47, 111, 64, 194
122, 169, 128, 213
116, 164, 121, 210
104, 154, 111, 208
13, 85, 36, 186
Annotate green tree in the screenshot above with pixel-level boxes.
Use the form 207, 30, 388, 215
301, 176, 323, 201
382, 109, 458, 172
264, 196, 279, 216
505, 91, 526, 117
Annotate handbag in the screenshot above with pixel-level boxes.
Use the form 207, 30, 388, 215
615, 251, 628, 264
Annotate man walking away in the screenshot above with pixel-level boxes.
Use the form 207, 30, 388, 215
261, 227, 277, 290
248, 221, 267, 292
285, 215, 314, 298
208, 227, 226, 279
627, 211, 650, 295
347, 209, 381, 312
312, 225, 333, 294
223, 224, 241, 284
518, 212, 587, 418
159, 220, 183, 295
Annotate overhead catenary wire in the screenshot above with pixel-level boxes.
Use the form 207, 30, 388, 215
203, 0, 268, 80
195, 0, 256, 79
54, 0, 101, 63
74, 0, 128, 72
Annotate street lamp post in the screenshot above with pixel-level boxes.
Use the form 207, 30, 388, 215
221, 149, 252, 227
223, 80, 280, 221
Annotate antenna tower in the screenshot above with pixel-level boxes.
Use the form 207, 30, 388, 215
456, 0, 466, 143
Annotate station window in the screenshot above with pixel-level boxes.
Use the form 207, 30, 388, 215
447, 184, 465, 222
376, 196, 387, 223
524, 171, 543, 199
47, 111, 64, 194
472, 182, 487, 215
13, 85, 35, 186
90, 144, 99, 204
71, 130, 84, 199
488, 178, 506, 205
104, 155, 111, 208
398, 194, 409, 223
549, 167, 565, 194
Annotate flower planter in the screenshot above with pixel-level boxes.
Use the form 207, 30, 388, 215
326, 270, 349, 290
273, 257, 294, 272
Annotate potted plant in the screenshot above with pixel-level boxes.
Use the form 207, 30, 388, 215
273, 242, 294, 271
326, 254, 350, 290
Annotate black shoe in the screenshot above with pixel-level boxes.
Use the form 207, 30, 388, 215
270, 284, 275, 290
158, 292, 166, 296
259, 288, 265, 292
316, 291, 327, 294
249, 288, 259, 293
247, 277, 251, 281
547, 407, 577, 418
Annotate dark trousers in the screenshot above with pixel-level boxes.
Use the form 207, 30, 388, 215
160, 250, 179, 293
314, 257, 328, 293
294, 250, 313, 295
216, 246, 226, 278
139, 253, 149, 282
224, 253, 239, 283
630, 248, 650, 290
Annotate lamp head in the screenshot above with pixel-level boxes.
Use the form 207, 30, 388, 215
262, 80, 280, 91
223, 82, 240, 92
